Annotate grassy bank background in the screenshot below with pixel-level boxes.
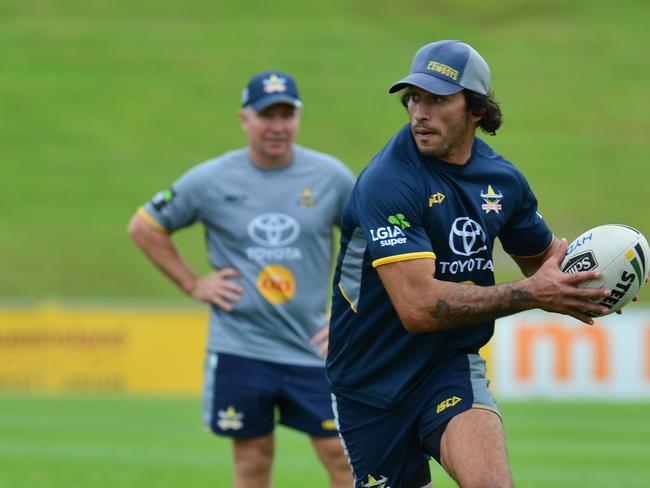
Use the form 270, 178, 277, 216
2, 0, 649, 298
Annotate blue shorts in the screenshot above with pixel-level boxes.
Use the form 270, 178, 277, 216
332, 353, 499, 488
202, 352, 339, 438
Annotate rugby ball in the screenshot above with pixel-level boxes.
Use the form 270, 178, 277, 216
560, 224, 649, 317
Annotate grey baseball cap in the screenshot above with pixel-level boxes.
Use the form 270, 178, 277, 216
389, 40, 491, 96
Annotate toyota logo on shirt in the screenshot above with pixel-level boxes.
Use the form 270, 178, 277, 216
449, 217, 487, 256
247, 213, 301, 247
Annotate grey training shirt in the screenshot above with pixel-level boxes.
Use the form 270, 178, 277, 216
142, 145, 355, 366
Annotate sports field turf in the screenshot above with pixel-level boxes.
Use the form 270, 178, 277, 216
1, 396, 649, 488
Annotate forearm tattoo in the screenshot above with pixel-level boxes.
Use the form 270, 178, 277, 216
427, 281, 534, 329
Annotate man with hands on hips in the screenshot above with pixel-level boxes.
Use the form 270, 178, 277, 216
128, 70, 354, 488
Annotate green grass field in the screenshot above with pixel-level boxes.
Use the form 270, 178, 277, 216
2, 0, 650, 298
1, 396, 649, 488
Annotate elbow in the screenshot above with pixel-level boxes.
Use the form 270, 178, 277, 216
399, 309, 441, 334
127, 214, 148, 246
127, 217, 139, 241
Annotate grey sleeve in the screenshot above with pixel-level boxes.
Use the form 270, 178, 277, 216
142, 164, 207, 232
334, 163, 356, 225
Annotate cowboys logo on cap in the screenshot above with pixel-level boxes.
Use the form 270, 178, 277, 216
242, 70, 303, 111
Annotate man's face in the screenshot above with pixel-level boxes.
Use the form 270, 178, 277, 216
404, 86, 480, 162
240, 103, 301, 163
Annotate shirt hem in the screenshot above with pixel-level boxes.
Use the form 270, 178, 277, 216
207, 346, 325, 368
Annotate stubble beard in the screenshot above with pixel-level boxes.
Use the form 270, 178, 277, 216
412, 114, 472, 161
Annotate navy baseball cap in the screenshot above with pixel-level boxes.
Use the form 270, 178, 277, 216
389, 40, 491, 96
241, 70, 303, 111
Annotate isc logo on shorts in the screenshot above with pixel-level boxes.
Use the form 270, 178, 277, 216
436, 396, 462, 414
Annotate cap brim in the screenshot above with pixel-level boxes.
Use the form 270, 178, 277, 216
388, 72, 463, 95
248, 94, 303, 111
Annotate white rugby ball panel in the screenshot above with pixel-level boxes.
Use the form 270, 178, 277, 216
561, 224, 649, 316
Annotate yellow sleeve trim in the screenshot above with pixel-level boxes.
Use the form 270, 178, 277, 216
372, 251, 436, 268
137, 207, 171, 234
337, 283, 357, 313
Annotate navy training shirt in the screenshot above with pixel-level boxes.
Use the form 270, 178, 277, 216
326, 124, 553, 409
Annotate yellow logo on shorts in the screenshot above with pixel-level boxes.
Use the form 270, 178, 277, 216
436, 396, 462, 414
321, 419, 337, 431
217, 406, 244, 431
362, 475, 389, 487
257, 265, 296, 304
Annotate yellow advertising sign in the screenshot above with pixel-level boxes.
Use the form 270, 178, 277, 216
0, 302, 208, 394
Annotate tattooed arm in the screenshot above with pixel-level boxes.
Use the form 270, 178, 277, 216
376, 238, 612, 333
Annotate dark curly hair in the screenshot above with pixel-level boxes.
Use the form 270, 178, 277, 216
463, 90, 502, 135
399, 88, 503, 135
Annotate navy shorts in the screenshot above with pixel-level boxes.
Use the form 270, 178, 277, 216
332, 353, 499, 488
202, 352, 339, 438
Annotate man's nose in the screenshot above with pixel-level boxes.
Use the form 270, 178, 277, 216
412, 103, 430, 121
267, 116, 287, 129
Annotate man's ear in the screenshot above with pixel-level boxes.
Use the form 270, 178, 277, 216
470, 106, 485, 123
238, 108, 250, 129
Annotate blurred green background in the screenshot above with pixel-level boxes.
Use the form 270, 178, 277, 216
2, 0, 649, 299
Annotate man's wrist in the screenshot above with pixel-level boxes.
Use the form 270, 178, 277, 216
181, 275, 199, 296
